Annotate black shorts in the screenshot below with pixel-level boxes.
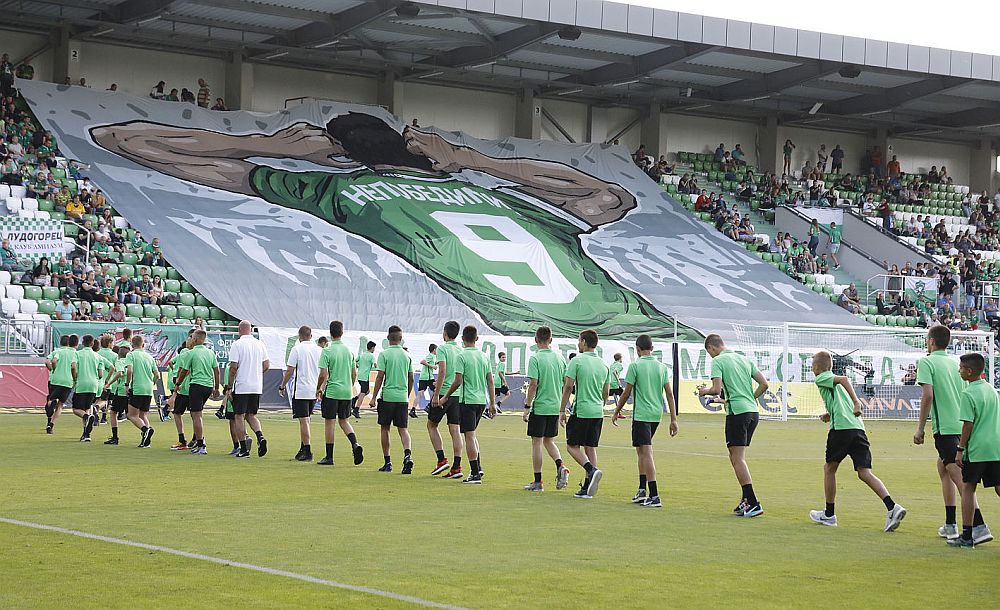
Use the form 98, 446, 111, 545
377, 400, 408, 428
962, 460, 1000, 487
460, 403, 484, 433
358, 380, 370, 394
428, 396, 460, 425
48, 384, 71, 403
188, 384, 212, 413
610, 387, 623, 397
825, 429, 873, 470
291, 398, 314, 419
100, 389, 111, 402
225, 408, 235, 421
725, 412, 759, 447
495, 385, 510, 397
418, 379, 433, 392
172, 393, 190, 415
72, 392, 97, 411
130, 394, 152, 412
232, 393, 260, 415
110, 395, 128, 414
566, 415, 602, 447
632, 421, 659, 447
934, 433, 961, 465
322, 397, 352, 420
526, 412, 558, 438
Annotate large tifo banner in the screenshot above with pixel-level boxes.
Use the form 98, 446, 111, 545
0, 217, 64, 260
18, 79, 861, 341
50, 322, 238, 368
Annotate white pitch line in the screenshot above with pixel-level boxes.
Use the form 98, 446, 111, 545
0, 517, 468, 610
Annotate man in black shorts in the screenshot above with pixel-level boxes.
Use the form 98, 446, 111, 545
314, 321, 364, 466
371, 325, 413, 473
45, 334, 77, 434
440, 325, 495, 484
102, 345, 129, 445
125, 335, 158, 448
281, 326, 322, 461
226, 320, 270, 458
173, 330, 221, 455
522, 325, 569, 492
354, 341, 376, 418
429, 321, 464, 477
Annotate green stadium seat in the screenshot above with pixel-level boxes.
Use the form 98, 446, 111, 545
160, 304, 177, 319
126, 316, 140, 323
176, 305, 194, 319
104, 263, 119, 277
83, 214, 98, 226
175, 318, 192, 326
118, 264, 135, 278
38, 198, 54, 212
811, 284, 823, 293
63, 223, 79, 237
179, 293, 195, 306
180, 281, 194, 294
192, 305, 210, 320
164, 279, 181, 292
38, 300, 55, 315
105, 251, 120, 261
24, 285, 43, 300
194, 294, 211, 307
143, 304, 160, 318
140, 317, 156, 324
167, 267, 182, 280
150, 266, 167, 280
875, 315, 886, 326
125, 304, 144, 318
209, 307, 225, 321
42, 286, 60, 301
50, 211, 65, 221
906, 316, 917, 327
51, 167, 66, 179
121, 252, 138, 265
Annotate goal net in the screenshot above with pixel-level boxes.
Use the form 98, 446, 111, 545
726, 322, 995, 421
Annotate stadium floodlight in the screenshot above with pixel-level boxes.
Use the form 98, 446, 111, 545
557, 88, 583, 96
685, 104, 711, 110
808, 102, 823, 115
265, 51, 289, 60
861, 109, 892, 116
686, 87, 692, 97
469, 61, 497, 69
558, 26, 582, 41
611, 79, 640, 87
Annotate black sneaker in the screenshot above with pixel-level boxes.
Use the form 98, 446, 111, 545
142, 427, 155, 448
297, 452, 313, 462
573, 484, 591, 499
257, 437, 267, 457
378, 463, 393, 472
317, 457, 334, 466
353, 444, 364, 465
187, 438, 197, 449
46, 423, 53, 434
482, 407, 493, 420
245, 437, 253, 455
80, 435, 91, 442
351, 406, 360, 419
463, 472, 483, 484
409, 408, 418, 418
103, 437, 118, 445
117, 412, 126, 422
402, 458, 413, 475
236, 450, 251, 458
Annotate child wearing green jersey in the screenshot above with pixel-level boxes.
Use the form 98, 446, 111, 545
608, 353, 624, 410
561, 330, 611, 499
71, 335, 105, 442
125, 335, 159, 448
522, 326, 569, 492
441, 325, 495, 484
44, 334, 73, 433
97, 335, 118, 424
354, 341, 376, 418
173, 330, 222, 454
808, 351, 906, 531
102, 345, 130, 445
612, 335, 678, 508
371, 325, 414, 474
417, 344, 437, 414
950, 353, 1000, 547
429, 321, 465, 478
314, 321, 364, 466
489, 351, 517, 418
167, 333, 194, 450
914, 325, 976, 540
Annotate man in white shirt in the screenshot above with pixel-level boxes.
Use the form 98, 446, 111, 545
279, 325, 322, 461
226, 320, 270, 458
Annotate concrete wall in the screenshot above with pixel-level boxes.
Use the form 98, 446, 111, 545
661, 114, 759, 165
781, 126, 872, 176
890, 138, 972, 186
3, 30, 54, 83
76, 42, 225, 100
539, 98, 588, 143
395, 82, 516, 140
252, 65, 377, 112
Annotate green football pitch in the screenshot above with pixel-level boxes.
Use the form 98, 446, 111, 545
1, 411, 995, 609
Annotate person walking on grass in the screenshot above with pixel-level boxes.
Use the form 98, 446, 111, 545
314, 321, 364, 467
561, 330, 610, 499
522, 325, 570, 492
371, 325, 414, 474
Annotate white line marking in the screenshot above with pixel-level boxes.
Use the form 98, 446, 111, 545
0, 517, 468, 610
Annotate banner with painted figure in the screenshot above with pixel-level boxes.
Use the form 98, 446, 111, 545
18, 79, 862, 341
50, 322, 237, 368
0, 217, 64, 261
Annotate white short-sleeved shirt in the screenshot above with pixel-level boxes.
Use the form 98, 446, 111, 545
228, 335, 268, 395
286, 340, 322, 401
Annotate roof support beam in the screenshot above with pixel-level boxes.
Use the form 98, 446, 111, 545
711, 60, 843, 101
260, 0, 397, 48
823, 75, 967, 115
430, 22, 562, 68
921, 106, 1000, 128
563, 43, 715, 87
183, 0, 328, 22
106, 0, 182, 24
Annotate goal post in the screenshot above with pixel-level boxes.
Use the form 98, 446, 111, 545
727, 322, 995, 421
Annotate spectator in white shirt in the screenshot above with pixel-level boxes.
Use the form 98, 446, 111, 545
226, 320, 270, 458
280, 325, 322, 459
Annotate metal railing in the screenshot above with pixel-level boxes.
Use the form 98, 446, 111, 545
0, 317, 50, 356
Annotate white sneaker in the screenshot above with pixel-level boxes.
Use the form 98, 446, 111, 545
884, 505, 907, 532
938, 523, 959, 540
809, 509, 838, 527
973, 524, 994, 545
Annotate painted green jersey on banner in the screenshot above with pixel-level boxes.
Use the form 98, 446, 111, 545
250, 168, 698, 340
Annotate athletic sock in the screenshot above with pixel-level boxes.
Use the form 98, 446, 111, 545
233, 441, 239, 451
178, 433, 186, 444
962, 525, 973, 541
436, 449, 446, 461
111, 427, 118, 440
974, 508, 985, 527
325, 443, 334, 460
347, 432, 358, 448
584, 462, 594, 474
299, 442, 305, 452
825, 503, 835, 518
255, 430, 264, 442
45, 403, 54, 419
946, 505, 957, 525
404, 448, 412, 460
470, 459, 480, 474
239, 439, 247, 452
384, 455, 391, 465
453, 456, 462, 469
639, 474, 648, 491
302, 444, 310, 453
648, 481, 658, 497
741, 484, 758, 506
882, 495, 895, 511
197, 438, 205, 447
555, 458, 563, 470
141, 425, 148, 434
534, 472, 542, 484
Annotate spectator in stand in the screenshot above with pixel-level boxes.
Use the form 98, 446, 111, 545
869, 146, 883, 178
107, 83, 118, 92
164, 88, 179, 102
838, 288, 861, 314
807, 219, 820, 256
939, 166, 949, 183
830, 144, 844, 173
211, 98, 228, 111
875, 291, 892, 315
713, 143, 725, 163
65, 197, 85, 219
695, 189, 710, 211
148, 275, 164, 305
886, 155, 901, 179
0, 54, 14, 97
197, 79, 211, 108
115, 274, 135, 304
878, 198, 892, 233
816, 144, 828, 172
54, 295, 76, 320
732, 144, 745, 165
29, 256, 51, 286
782, 139, 795, 175
1, 239, 23, 272
108, 301, 126, 322
99, 277, 115, 302
180, 88, 195, 103
149, 81, 166, 100
927, 166, 940, 183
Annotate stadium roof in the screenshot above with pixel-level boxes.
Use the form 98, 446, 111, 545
6, 0, 1000, 142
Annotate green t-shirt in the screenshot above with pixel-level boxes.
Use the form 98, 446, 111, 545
98, 347, 117, 369
710, 349, 759, 415
916, 350, 965, 435
126, 349, 157, 397
435, 340, 461, 391
960, 380, 1000, 462
184, 344, 219, 388
815, 371, 864, 431
50, 347, 77, 388
610, 361, 623, 389
493, 360, 506, 387
625, 356, 668, 422
356, 350, 375, 380
115, 339, 129, 349
421, 352, 436, 381
249, 167, 698, 341
565, 351, 610, 418
455, 346, 490, 405
828, 225, 843, 244
74, 349, 104, 394
221, 367, 234, 413
319, 340, 356, 400
526, 348, 566, 416
375, 345, 411, 403
172, 349, 191, 395
109, 359, 129, 396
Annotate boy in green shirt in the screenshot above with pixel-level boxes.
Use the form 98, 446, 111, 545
607, 353, 624, 410
523, 326, 570, 492
417, 344, 437, 415
612, 335, 678, 508
354, 341, 376, 418
71, 335, 105, 442
102, 345, 130, 445
808, 351, 906, 531
97, 335, 118, 424
429, 321, 465, 478
490, 351, 517, 418
698, 334, 769, 518
914, 325, 973, 539
44, 334, 73, 433
441, 325, 495, 484
950, 353, 1000, 547
126, 335, 159, 448
371, 325, 414, 474
167, 334, 193, 450
173, 329, 221, 454
315, 321, 364, 466
561, 329, 611, 499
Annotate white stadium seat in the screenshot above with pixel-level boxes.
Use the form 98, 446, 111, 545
113, 217, 128, 229
13, 312, 32, 321
4, 284, 24, 300
1, 298, 19, 316
9, 185, 26, 198
18, 209, 36, 219
0, 270, 10, 285
0, 184, 10, 198
32, 313, 48, 322
18, 299, 38, 315
34, 210, 50, 220
21, 198, 38, 211
5, 197, 22, 211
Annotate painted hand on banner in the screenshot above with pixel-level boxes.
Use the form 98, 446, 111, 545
267, 123, 361, 170
403, 127, 466, 173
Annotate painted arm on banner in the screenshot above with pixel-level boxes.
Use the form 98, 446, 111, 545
914, 383, 933, 445
403, 128, 637, 227
89, 122, 359, 196
752, 371, 769, 399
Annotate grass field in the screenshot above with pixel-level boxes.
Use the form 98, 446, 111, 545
1, 410, 997, 609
